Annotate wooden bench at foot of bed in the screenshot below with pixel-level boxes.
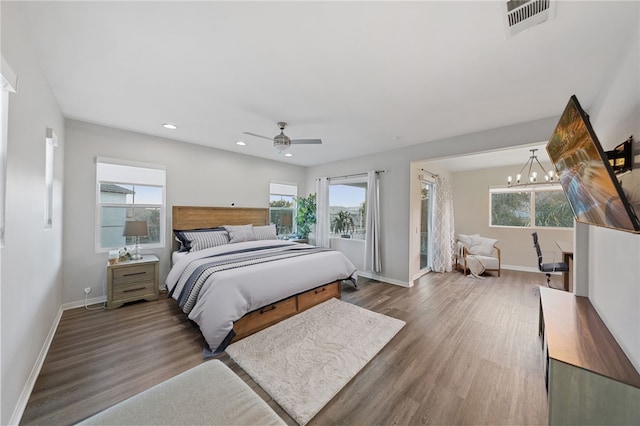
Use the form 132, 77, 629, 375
232, 281, 341, 342
79, 360, 285, 425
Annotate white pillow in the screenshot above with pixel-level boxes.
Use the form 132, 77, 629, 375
224, 225, 256, 243
469, 236, 498, 256
458, 234, 479, 250
253, 224, 277, 240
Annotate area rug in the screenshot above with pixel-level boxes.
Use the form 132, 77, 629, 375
225, 297, 405, 425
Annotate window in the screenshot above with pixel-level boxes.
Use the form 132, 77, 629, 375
1, 56, 17, 246
329, 177, 367, 239
44, 128, 58, 228
96, 158, 166, 251
490, 185, 573, 228
269, 182, 297, 236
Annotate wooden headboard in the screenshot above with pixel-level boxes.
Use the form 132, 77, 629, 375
172, 206, 269, 231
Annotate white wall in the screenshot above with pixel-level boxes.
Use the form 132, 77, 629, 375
1, 3, 66, 424
62, 120, 306, 304
581, 18, 640, 371
305, 116, 559, 285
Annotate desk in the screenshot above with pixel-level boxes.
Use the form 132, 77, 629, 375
555, 241, 573, 292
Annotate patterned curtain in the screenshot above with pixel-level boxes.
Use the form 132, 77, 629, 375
431, 176, 455, 273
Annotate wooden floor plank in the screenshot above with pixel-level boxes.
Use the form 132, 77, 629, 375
20, 270, 548, 425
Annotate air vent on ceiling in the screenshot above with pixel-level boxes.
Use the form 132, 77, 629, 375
502, 0, 555, 38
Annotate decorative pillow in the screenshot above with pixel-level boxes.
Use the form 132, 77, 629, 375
174, 228, 229, 252
253, 224, 278, 240
458, 234, 479, 250
224, 225, 256, 243
469, 236, 498, 256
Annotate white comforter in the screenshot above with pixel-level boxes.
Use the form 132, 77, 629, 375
166, 240, 357, 353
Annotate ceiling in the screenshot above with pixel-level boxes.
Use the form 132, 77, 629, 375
426, 142, 549, 173
13, 1, 639, 167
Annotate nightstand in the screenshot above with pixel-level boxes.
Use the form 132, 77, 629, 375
106, 255, 159, 309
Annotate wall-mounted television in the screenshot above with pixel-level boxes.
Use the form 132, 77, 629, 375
546, 95, 640, 233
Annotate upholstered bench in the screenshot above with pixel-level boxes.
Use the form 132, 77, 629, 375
78, 360, 285, 425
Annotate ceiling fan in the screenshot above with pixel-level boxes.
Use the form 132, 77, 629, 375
243, 122, 322, 151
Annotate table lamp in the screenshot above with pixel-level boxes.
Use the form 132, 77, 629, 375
122, 220, 148, 260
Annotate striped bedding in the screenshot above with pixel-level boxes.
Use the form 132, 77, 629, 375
166, 240, 357, 354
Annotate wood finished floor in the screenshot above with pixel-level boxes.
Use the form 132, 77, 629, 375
21, 270, 548, 425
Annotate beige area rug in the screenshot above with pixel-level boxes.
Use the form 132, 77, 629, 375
225, 297, 405, 425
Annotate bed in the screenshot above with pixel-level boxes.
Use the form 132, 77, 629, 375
166, 206, 357, 355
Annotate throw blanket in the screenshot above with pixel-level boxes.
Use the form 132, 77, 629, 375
171, 244, 332, 314
466, 255, 486, 278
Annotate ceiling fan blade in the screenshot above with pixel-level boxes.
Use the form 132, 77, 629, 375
243, 132, 273, 141
291, 139, 322, 145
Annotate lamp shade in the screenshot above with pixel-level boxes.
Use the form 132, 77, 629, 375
122, 220, 148, 237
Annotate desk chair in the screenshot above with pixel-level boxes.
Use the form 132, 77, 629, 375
531, 232, 569, 289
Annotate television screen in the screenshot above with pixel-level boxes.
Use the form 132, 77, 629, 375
546, 95, 640, 233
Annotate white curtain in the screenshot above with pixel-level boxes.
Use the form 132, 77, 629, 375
431, 176, 455, 273
364, 170, 381, 272
315, 177, 330, 248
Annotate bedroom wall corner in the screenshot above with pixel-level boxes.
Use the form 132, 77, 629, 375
62, 120, 306, 306
1, 3, 66, 424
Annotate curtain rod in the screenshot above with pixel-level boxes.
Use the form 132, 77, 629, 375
318, 170, 387, 181
419, 168, 438, 178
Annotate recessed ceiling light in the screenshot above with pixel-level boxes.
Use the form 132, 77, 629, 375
285, 153, 293, 157
236, 141, 246, 146
162, 123, 178, 130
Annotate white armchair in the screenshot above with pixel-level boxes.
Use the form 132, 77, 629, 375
455, 234, 501, 277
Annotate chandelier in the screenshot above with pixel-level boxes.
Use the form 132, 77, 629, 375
507, 149, 555, 186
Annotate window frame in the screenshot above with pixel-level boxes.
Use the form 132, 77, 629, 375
489, 184, 573, 230
44, 128, 58, 229
95, 158, 166, 252
1, 56, 17, 246
269, 181, 297, 237
329, 176, 368, 240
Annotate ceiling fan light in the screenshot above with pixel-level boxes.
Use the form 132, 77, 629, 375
273, 132, 291, 151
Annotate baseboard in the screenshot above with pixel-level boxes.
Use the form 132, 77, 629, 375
9, 305, 64, 425
358, 271, 411, 288
501, 264, 557, 274
61, 295, 107, 310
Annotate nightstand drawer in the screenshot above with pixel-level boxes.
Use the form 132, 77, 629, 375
112, 280, 156, 300
113, 264, 156, 285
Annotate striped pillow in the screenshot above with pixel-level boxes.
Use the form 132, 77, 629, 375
253, 224, 277, 240
174, 228, 230, 252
